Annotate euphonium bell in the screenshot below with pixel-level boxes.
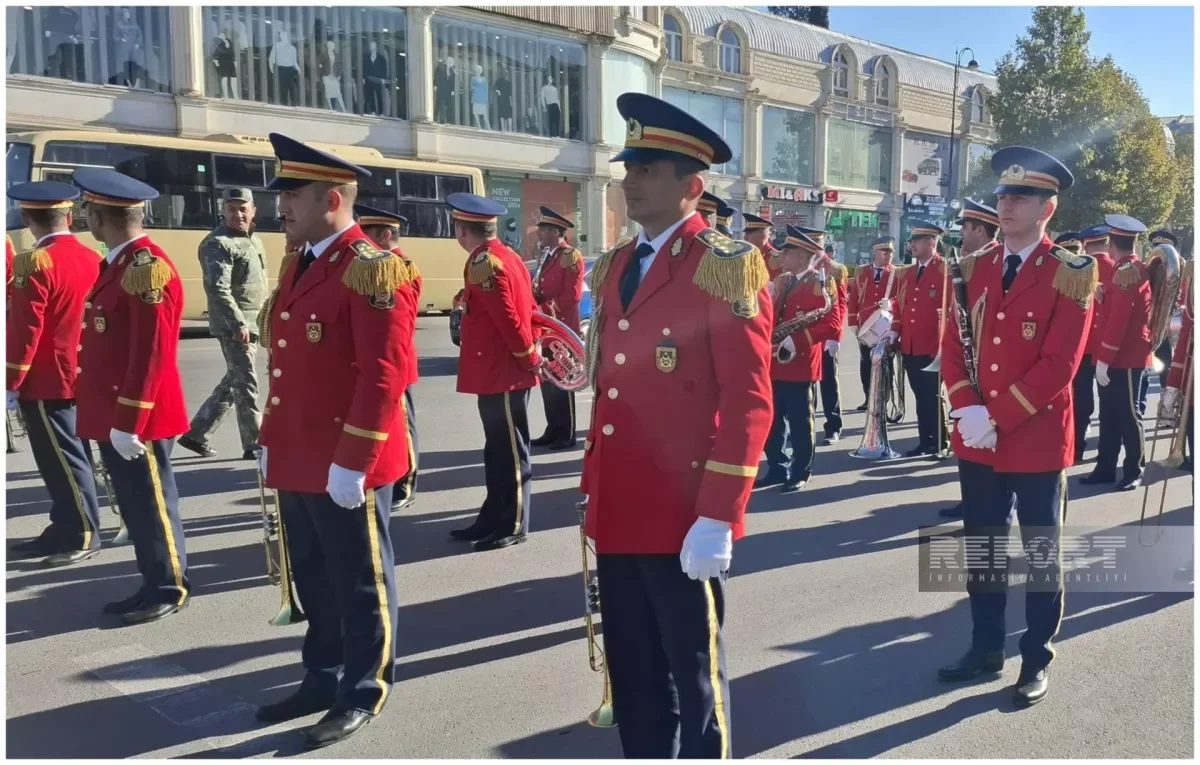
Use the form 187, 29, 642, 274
532, 312, 590, 392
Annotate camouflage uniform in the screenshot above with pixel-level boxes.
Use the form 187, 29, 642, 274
185, 223, 268, 452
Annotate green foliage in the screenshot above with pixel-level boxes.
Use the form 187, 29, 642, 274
1171, 131, 1194, 230
767, 6, 830, 28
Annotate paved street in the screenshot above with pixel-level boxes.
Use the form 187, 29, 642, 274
6, 317, 1194, 759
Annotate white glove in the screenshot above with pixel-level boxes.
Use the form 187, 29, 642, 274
825, 339, 841, 356
257, 446, 268, 479
679, 516, 733, 581
6, 391, 18, 411
780, 335, 796, 357
109, 428, 146, 461
1095, 361, 1111, 387
327, 463, 367, 509
876, 330, 899, 349
950, 405, 994, 445
964, 427, 998, 451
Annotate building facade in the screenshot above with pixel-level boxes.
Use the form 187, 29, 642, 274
6, 5, 996, 263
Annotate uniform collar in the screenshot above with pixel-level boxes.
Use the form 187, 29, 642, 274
636, 212, 697, 255
106, 235, 145, 264
307, 222, 355, 261
1003, 239, 1040, 265
34, 230, 71, 248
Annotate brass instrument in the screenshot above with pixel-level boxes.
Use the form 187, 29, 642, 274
89, 442, 128, 545
773, 268, 832, 364
850, 341, 900, 460
531, 312, 589, 392
258, 466, 306, 626
923, 248, 956, 458
577, 498, 615, 728
7, 407, 26, 453
1140, 304, 1192, 545
1145, 243, 1183, 370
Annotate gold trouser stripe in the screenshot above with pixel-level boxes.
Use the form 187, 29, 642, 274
36, 402, 93, 550
364, 489, 393, 714
704, 460, 757, 477
402, 395, 416, 494
146, 445, 186, 605
946, 380, 970, 397
1010, 384, 1037, 415
1128, 369, 1145, 468
7, 361, 32, 371
704, 580, 729, 759
504, 392, 523, 535
809, 382, 816, 454
344, 424, 389, 441
116, 396, 154, 409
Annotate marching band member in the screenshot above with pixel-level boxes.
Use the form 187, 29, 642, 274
742, 212, 784, 279
1162, 260, 1193, 471
886, 221, 949, 458
1053, 232, 1082, 255
799, 227, 847, 444
1072, 224, 1117, 461
847, 236, 897, 408
583, 92, 773, 758
715, 201, 735, 238
354, 203, 422, 511
938, 146, 1095, 706
531, 205, 584, 450
1082, 214, 1152, 492
6, 181, 103, 566
254, 135, 413, 748
697, 190, 722, 228
759, 227, 843, 491
448, 192, 539, 551
72, 168, 191, 624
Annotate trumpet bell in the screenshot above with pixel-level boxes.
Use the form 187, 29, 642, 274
922, 352, 940, 373
588, 701, 616, 728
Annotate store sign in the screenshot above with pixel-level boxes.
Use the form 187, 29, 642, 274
901, 132, 951, 198
762, 185, 823, 204
905, 193, 948, 219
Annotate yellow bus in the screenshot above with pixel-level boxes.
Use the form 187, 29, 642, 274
5, 130, 482, 318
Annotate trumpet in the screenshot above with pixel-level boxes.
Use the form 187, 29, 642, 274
577, 498, 615, 728
257, 465, 306, 626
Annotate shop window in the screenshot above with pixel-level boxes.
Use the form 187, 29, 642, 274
762, 106, 816, 186
662, 86, 743, 176
6, 6, 174, 93
432, 15, 586, 141
602, 49, 652, 146
201, 6, 408, 120
826, 118, 891, 193
663, 14, 683, 62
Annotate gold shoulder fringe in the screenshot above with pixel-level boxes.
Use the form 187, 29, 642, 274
559, 246, 583, 272
13, 248, 52, 280
279, 248, 300, 279
772, 273, 791, 296
466, 252, 504, 287
589, 239, 630, 294
343, 249, 412, 296
121, 250, 172, 296
829, 262, 847, 285
404, 257, 421, 283
958, 254, 978, 283
1113, 262, 1144, 289
1053, 256, 1099, 305
693, 243, 769, 304
257, 291, 276, 348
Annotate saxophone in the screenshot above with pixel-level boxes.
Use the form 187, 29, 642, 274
947, 249, 982, 396
772, 268, 832, 364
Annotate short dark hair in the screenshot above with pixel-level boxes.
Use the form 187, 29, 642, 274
23, 208, 70, 230
964, 219, 998, 241
92, 204, 144, 227
363, 224, 398, 244
670, 155, 708, 179
455, 220, 497, 239
1109, 234, 1136, 251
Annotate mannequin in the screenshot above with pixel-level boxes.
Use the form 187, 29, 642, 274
320, 40, 345, 112
470, 64, 490, 130
495, 66, 514, 132
212, 28, 237, 98
269, 28, 299, 106
434, 56, 457, 123
362, 39, 389, 116
113, 7, 144, 88
540, 74, 561, 137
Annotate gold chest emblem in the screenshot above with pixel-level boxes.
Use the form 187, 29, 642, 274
1021, 321, 1037, 340
655, 341, 677, 373
306, 322, 323, 343
93, 315, 106, 333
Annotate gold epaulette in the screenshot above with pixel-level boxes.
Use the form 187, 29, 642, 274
13, 248, 52, 280
589, 238, 631, 294
466, 248, 504, 288
279, 248, 301, 278
342, 239, 412, 296
1049, 246, 1098, 306
1112, 259, 1144, 290
829, 262, 848, 285
559, 246, 582, 272
693, 228, 768, 305
121, 248, 172, 297
957, 253, 979, 283
257, 291, 276, 348
811, 272, 836, 297
405, 257, 421, 283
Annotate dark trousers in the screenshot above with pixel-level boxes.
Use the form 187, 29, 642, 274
19, 399, 101, 551
819, 349, 842, 436
392, 387, 418, 503
904, 353, 946, 450
596, 554, 731, 759
280, 484, 396, 715
474, 389, 532, 536
764, 381, 815, 482
278, 65, 299, 106
1096, 367, 1145, 480
1072, 354, 1096, 459
1155, 338, 1173, 393
546, 103, 561, 136
958, 460, 1065, 670
99, 438, 189, 605
537, 379, 576, 443
364, 81, 384, 115
858, 342, 873, 401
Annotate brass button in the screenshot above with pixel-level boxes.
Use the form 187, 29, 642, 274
691, 460, 699, 468
112, 385, 118, 391
997, 312, 1006, 320
334, 417, 342, 423
662, 328, 671, 336
602, 424, 614, 436
1027, 311, 1034, 318
77, 344, 82, 351
75, 366, 82, 373
271, 396, 280, 405
1047, 404, 1054, 411
608, 388, 618, 399
81, 322, 87, 329
990, 390, 998, 398
278, 339, 287, 348
85, 301, 92, 309
281, 311, 290, 320
993, 337, 1001, 345
615, 353, 626, 365
311, 314, 317, 320
272, 369, 281, 378
618, 319, 629, 330
990, 363, 999, 372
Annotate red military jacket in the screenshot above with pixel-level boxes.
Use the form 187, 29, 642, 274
1168, 273, 1192, 390
7, 233, 101, 400
770, 270, 843, 382
1092, 255, 1153, 369
1083, 251, 1117, 356
457, 238, 539, 395
77, 236, 189, 442
258, 226, 415, 493
391, 246, 421, 387
941, 237, 1095, 472
762, 243, 785, 280
847, 263, 897, 329
581, 215, 774, 554
535, 243, 585, 333
814, 254, 848, 340
892, 256, 948, 358
5, 234, 14, 308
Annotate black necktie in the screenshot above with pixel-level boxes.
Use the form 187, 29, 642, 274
873, 267, 882, 283
619, 242, 656, 310
293, 248, 316, 285
917, 264, 926, 282
1002, 254, 1022, 292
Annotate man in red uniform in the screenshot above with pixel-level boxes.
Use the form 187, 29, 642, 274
530, 205, 584, 450
759, 227, 842, 491
71, 168, 191, 625
355, 203, 421, 511
697, 190, 721, 227
847, 235, 897, 408
1071, 224, 1117, 461
742, 212, 784, 278
801, 228, 848, 443
448, 192, 539, 551
6, 181, 103, 566
938, 146, 1094, 706
582, 92, 773, 758
1082, 214, 1152, 491
253, 135, 413, 748
885, 221, 949, 458
1161, 261, 1193, 471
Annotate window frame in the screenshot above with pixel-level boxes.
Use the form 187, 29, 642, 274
874, 62, 891, 106
663, 13, 684, 62
832, 51, 850, 97
717, 26, 741, 75
761, 105, 816, 187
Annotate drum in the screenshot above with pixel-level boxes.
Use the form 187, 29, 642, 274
857, 302, 894, 347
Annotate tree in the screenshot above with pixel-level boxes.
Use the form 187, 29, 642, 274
1170, 131, 1194, 255
767, 6, 830, 28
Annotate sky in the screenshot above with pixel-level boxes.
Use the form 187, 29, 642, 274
824, 5, 1194, 117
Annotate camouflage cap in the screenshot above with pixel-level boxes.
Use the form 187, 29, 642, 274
222, 187, 255, 203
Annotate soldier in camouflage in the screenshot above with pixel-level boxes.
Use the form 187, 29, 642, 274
178, 188, 267, 460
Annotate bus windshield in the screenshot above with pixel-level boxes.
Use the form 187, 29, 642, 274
6, 142, 32, 210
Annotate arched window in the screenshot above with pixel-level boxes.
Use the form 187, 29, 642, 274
874, 62, 891, 105
719, 27, 741, 74
970, 87, 985, 123
664, 14, 683, 62
833, 50, 850, 97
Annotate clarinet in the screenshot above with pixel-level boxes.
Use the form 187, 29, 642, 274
947, 253, 981, 397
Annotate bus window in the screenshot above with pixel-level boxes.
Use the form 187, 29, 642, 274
38, 168, 91, 233
6, 142, 32, 212
398, 201, 455, 238
438, 175, 471, 198
398, 171, 437, 201
214, 155, 280, 232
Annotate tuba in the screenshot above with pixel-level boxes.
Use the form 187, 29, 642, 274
577, 498, 616, 728
1145, 243, 1183, 364
850, 341, 900, 460
257, 465, 306, 626
531, 312, 589, 392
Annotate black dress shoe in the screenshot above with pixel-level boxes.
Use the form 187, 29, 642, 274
546, 438, 577, 450
450, 522, 494, 541
11, 535, 62, 557
242, 449, 258, 460
939, 503, 964, 519
177, 435, 215, 458
392, 495, 414, 512
530, 433, 557, 447
255, 689, 336, 723
904, 445, 935, 458
103, 590, 150, 615
937, 648, 1005, 682
754, 474, 786, 489
42, 548, 100, 568
854, 403, 869, 412
304, 709, 374, 749
1079, 471, 1117, 485
121, 598, 188, 626
780, 479, 808, 493
473, 531, 527, 552
1116, 475, 1142, 491
1013, 666, 1050, 706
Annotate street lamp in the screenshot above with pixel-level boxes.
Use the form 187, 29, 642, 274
946, 47, 978, 214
